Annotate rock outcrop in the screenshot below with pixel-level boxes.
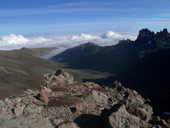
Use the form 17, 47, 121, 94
103, 104, 140, 128
0, 70, 169, 128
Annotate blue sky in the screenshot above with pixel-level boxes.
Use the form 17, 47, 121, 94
0, 0, 170, 36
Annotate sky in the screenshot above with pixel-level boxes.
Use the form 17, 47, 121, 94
0, 0, 170, 35
0, 0, 170, 51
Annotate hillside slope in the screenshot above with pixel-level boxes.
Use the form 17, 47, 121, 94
0, 48, 58, 98
52, 41, 137, 73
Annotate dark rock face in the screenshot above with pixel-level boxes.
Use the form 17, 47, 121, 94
135, 28, 170, 49
157, 28, 170, 40
136, 28, 155, 43
0, 70, 169, 128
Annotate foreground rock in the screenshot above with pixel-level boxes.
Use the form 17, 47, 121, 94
0, 70, 169, 128
103, 104, 140, 128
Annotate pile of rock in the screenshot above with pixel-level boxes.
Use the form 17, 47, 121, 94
0, 69, 169, 128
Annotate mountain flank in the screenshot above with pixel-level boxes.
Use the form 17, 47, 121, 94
0, 47, 58, 98
52, 29, 170, 112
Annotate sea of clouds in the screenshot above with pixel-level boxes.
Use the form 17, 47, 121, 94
0, 31, 136, 57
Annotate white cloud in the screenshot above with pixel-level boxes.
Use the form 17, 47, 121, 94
0, 31, 136, 57
71, 33, 100, 41
102, 31, 123, 39
32, 37, 52, 43
0, 35, 50, 50
0, 34, 29, 45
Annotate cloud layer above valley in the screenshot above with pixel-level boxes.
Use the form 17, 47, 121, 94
0, 31, 136, 53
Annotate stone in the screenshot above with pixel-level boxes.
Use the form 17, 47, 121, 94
5, 98, 11, 104
1, 108, 7, 114
55, 69, 74, 84
103, 104, 140, 128
41, 87, 52, 93
115, 93, 123, 101
0, 114, 53, 128
37, 93, 49, 103
4, 98, 13, 108
0, 101, 6, 108
160, 119, 170, 128
114, 81, 126, 93
24, 104, 43, 114
13, 97, 22, 103
14, 105, 25, 116
142, 104, 153, 121
127, 106, 152, 122
127, 93, 144, 106
52, 118, 64, 126
33, 98, 47, 106
58, 122, 79, 128
83, 82, 100, 89
86, 90, 108, 105
152, 125, 162, 128
151, 116, 161, 123
21, 97, 33, 104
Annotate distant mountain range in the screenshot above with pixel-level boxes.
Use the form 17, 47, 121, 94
52, 28, 170, 111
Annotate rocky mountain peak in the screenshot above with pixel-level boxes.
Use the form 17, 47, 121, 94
163, 28, 169, 34
136, 29, 155, 43
0, 69, 170, 128
134, 28, 170, 47
157, 28, 170, 40
138, 29, 154, 38
79, 42, 98, 48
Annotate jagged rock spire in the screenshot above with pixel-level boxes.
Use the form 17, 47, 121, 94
136, 29, 154, 41
159, 28, 170, 39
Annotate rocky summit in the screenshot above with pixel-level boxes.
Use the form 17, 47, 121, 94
0, 69, 169, 128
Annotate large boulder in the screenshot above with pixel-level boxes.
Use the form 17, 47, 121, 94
44, 69, 74, 86
55, 69, 74, 84
86, 90, 109, 105
127, 106, 152, 122
103, 104, 140, 128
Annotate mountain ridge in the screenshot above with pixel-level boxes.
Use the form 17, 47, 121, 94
52, 28, 170, 112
